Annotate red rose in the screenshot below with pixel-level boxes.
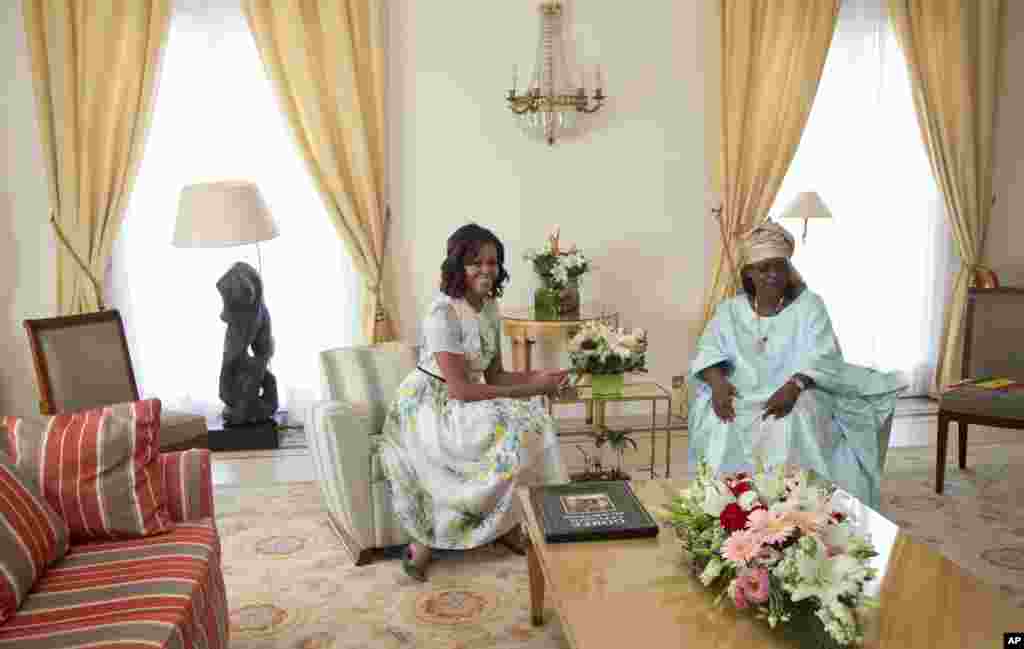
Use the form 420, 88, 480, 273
832, 512, 845, 523
730, 481, 753, 497
719, 503, 749, 532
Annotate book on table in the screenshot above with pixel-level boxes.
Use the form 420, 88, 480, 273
529, 480, 660, 543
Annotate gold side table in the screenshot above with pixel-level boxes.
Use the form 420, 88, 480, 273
501, 303, 618, 424
547, 380, 673, 479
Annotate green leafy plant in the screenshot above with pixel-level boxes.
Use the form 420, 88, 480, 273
594, 429, 638, 477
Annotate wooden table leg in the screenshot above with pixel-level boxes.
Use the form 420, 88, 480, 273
510, 336, 536, 373
936, 412, 949, 494
958, 421, 968, 469
526, 533, 545, 626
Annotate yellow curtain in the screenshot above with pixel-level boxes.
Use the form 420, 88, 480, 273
23, 0, 171, 315
699, 0, 840, 329
242, 0, 395, 344
887, 0, 1006, 391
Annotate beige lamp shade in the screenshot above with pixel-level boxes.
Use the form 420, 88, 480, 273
779, 191, 832, 242
173, 180, 279, 248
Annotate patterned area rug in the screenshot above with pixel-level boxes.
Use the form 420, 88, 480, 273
214, 442, 1024, 649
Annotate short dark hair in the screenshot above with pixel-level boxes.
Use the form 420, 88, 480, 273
740, 260, 800, 302
440, 223, 510, 299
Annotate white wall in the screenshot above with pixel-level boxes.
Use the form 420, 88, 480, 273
988, 1, 1024, 284
384, 0, 721, 412
1, 1, 55, 416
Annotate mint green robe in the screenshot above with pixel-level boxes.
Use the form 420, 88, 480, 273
687, 289, 907, 508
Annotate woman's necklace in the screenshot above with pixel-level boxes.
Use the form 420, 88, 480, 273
753, 293, 785, 353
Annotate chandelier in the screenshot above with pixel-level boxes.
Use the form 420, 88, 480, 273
506, 2, 605, 146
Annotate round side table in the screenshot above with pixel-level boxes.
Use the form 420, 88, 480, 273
501, 304, 618, 425
500, 303, 619, 373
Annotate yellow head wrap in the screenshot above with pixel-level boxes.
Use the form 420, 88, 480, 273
738, 220, 795, 267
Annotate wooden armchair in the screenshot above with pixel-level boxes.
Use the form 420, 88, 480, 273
935, 287, 1024, 493
23, 310, 209, 451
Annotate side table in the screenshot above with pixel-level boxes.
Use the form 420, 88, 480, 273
502, 303, 618, 424
548, 380, 673, 479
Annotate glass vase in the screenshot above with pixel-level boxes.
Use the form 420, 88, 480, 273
591, 372, 625, 397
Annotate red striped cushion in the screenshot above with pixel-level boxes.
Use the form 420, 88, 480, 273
3, 399, 173, 543
0, 452, 70, 624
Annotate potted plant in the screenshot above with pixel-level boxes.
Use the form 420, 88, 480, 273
594, 428, 638, 480
522, 225, 591, 319
567, 321, 648, 396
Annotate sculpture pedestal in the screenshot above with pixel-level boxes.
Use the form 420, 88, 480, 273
207, 414, 280, 452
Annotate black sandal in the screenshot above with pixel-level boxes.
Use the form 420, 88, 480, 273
496, 526, 527, 556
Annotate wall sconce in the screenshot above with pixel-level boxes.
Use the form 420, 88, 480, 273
507, 1, 605, 146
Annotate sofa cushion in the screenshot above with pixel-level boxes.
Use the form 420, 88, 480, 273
3, 399, 174, 543
0, 452, 70, 624
0, 518, 228, 649
159, 410, 209, 451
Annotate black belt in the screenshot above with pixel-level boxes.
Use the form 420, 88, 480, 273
417, 365, 447, 383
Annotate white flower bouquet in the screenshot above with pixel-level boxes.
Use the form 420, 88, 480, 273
658, 459, 880, 647
521, 224, 591, 290
567, 321, 647, 375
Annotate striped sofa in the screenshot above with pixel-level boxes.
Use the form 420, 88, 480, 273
0, 449, 229, 649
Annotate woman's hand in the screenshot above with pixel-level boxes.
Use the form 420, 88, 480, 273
709, 379, 739, 423
762, 381, 802, 420
533, 370, 568, 396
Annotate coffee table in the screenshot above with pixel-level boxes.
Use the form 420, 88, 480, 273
518, 479, 1020, 648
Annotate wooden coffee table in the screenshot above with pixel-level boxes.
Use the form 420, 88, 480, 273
518, 479, 1020, 648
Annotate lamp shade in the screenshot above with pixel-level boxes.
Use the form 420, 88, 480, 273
173, 180, 279, 248
779, 192, 832, 222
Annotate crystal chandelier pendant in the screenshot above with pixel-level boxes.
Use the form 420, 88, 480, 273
507, 2, 605, 146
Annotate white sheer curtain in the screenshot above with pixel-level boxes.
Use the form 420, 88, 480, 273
770, 0, 956, 396
110, 0, 361, 424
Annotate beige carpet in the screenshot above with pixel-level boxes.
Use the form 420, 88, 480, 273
215, 443, 1024, 649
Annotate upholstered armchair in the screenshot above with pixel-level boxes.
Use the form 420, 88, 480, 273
306, 342, 419, 565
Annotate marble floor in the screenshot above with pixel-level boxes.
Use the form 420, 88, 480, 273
211, 401, 1021, 488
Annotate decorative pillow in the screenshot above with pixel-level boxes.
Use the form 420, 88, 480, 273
0, 451, 70, 623
3, 399, 174, 543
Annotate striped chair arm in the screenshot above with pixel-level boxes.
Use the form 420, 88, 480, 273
160, 449, 214, 522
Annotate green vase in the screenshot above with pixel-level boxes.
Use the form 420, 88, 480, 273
591, 373, 625, 397
533, 287, 560, 320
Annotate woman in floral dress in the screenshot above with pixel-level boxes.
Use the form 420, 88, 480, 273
378, 223, 570, 581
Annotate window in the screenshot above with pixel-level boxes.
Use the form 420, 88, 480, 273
110, 0, 361, 423
771, 0, 956, 395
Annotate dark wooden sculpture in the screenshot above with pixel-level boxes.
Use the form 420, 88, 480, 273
216, 262, 278, 425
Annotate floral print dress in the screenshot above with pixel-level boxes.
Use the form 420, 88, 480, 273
377, 293, 567, 550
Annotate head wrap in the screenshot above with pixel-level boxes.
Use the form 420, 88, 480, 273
738, 220, 795, 268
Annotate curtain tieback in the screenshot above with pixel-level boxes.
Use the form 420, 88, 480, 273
49, 209, 106, 311
365, 278, 389, 322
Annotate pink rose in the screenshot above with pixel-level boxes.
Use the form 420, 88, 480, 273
732, 579, 749, 609
738, 567, 771, 604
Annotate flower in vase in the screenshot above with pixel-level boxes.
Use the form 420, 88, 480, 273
721, 529, 764, 566
746, 508, 796, 545
736, 567, 771, 604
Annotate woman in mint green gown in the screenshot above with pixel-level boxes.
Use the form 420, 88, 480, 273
688, 221, 906, 508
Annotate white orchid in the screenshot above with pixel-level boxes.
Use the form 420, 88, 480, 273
701, 482, 736, 517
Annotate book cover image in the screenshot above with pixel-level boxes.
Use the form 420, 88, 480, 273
560, 493, 616, 515
532, 481, 659, 543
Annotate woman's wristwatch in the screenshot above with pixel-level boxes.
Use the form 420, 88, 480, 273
788, 375, 809, 392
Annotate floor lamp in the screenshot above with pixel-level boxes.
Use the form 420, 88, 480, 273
173, 180, 282, 450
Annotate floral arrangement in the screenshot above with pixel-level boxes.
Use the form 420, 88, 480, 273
659, 459, 879, 647
521, 224, 591, 290
567, 321, 647, 375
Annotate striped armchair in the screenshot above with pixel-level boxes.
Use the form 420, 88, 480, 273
0, 449, 229, 649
